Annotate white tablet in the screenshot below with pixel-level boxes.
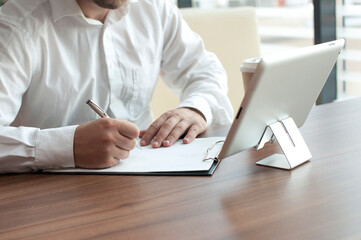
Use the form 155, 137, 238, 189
218, 39, 345, 160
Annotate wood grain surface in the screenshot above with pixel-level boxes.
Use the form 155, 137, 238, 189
1, 98, 361, 240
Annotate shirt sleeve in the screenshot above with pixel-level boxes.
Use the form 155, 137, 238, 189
159, 1, 234, 127
0, 18, 75, 173
0, 126, 76, 173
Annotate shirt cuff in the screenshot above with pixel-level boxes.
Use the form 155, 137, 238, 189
35, 125, 77, 170
178, 95, 213, 128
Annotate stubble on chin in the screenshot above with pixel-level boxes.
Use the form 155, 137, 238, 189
91, 0, 128, 9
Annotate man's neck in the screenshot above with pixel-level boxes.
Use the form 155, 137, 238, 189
77, 0, 109, 23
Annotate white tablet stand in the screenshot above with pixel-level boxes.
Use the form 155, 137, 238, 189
255, 117, 311, 170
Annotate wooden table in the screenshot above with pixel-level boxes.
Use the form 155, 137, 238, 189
1, 98, 361, 240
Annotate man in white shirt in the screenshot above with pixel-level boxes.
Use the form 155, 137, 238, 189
0, 0, 233, 173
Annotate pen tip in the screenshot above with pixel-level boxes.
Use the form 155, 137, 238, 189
86, 99, 91, 104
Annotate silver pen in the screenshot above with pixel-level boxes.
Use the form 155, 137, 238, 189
86, 99, 110, 118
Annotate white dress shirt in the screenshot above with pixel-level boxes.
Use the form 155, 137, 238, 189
0, 0, 233, 173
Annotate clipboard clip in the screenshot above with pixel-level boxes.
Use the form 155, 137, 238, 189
203, 140, 225, 162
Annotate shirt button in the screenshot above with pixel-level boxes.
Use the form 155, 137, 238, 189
111, 96, 116, 104
109, 62, 116, 69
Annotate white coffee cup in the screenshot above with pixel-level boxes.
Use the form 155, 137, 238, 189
240, 57, 262, 91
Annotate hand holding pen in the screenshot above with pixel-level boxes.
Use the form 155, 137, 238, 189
87, 99, 142, 150
72, 99, 140, 169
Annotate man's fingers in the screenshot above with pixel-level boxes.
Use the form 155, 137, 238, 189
115, 137, 137, 151
162, 121, 188, 147
140, 108, 207, 148
183, 125, 201, 144
139, 130, 146, 138
140, 122, 161, 146
151, 116, 182, 147
114, 146, 131, 160
99, 120, 138, 150
140, 113, 169, 146
108, 118, 139, 139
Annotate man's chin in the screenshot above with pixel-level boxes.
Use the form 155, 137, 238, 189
92, 0, 127, 9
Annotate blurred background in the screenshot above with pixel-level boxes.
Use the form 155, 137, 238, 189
1, 0, 360, 103
175, 0, 361, 103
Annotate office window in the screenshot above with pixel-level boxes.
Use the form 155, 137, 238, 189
337, 0, 361, 100
179, 0, 361, 104
178, 0, 314, 72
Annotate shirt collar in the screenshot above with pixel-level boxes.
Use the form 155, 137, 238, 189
50, 0, 138, 25
105, 0, 138, 26
50, 0, 83, 22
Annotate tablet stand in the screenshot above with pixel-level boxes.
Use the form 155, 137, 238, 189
255, 117, 311, 170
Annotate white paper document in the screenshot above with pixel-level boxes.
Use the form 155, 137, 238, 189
43, 137, 225, 175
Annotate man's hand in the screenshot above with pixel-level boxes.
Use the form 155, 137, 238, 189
74, 118, 140, 169
139, 107, 207, 148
